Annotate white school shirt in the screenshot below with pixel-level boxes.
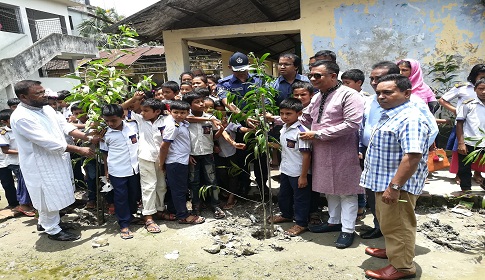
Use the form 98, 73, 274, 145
441, 82, 476, 111
279, 121, 312, 177
0, 127, 19, 165
188, 112, 218, 156
129, 111, 165, 162
100, 121, 139, 177
163, 115, 191, 165
456, 98, 485, 148
217, 122, 241, 158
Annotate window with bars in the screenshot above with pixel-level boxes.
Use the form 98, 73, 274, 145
0, 5, 23, 34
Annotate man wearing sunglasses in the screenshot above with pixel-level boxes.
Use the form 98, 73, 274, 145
299, 60, 364, 249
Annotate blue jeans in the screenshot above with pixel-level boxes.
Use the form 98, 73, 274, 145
85, 160, 104, 201
8, 165, 31, 205
189, 154, 219, 207
0, 167, 18, 207
278, 173, 312, 227
166, 163, 190, 219
109, 173, 140, 229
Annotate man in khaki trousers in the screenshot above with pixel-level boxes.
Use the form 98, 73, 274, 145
360, 74, 433, 279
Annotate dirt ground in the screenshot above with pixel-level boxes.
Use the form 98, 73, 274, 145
0, 193, 484, 280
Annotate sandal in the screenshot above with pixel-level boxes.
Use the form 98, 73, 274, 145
85, 201, 96, 209
14, 206, 36, 217
179, 215, 205, 225
285, 225, 307, 237
213, 207, 226, 219
309, 213, 322, 225
144, 220, 161, 233
356, 208, 366, 222
120, 228, 134, 239
154, 211, 176, 221
222, 200, 237, 210
473, 173, 484, 184
267, 214, 292, 224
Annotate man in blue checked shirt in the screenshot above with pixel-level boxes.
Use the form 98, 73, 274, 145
360, 74, 431, 280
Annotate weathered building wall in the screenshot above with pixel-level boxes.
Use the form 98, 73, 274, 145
301, 0, 485, 91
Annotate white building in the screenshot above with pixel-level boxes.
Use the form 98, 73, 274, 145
0, 0, 97, 107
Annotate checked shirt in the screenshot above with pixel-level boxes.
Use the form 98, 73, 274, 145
360, 100, 431, 195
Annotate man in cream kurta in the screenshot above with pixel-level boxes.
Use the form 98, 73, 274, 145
11, 80, 95, 241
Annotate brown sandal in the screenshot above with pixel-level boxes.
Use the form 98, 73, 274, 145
267, 215, 292, 224
285, 225, 307, 237
154, 211, 176, 221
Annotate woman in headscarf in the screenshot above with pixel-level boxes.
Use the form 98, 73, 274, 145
398, 58, 439, 113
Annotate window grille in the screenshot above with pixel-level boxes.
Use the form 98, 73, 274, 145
0, 5, 23, 34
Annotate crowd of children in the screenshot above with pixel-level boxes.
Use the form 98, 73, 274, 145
2, 52, 485, 244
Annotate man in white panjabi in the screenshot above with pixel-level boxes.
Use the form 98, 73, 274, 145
10, 80, 96, 241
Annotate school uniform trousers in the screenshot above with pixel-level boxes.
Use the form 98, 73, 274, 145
109, 171, 140, 229
139, 158, 167, 215
166, 163, 190, 220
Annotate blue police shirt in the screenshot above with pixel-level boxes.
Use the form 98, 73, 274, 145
216, 74, 261, 109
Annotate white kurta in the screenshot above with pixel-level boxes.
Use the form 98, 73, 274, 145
10, 103, 76, 211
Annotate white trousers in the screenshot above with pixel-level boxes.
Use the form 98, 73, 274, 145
326, 194, 358, 233
139, 158, 167, 216
38, 191, 61, 235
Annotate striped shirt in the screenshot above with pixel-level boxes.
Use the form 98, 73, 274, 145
360, 101, 430, 195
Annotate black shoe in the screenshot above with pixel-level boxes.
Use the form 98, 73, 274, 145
308, 223, 342, 233
47, 230, 80, 241
360, 228, 383, 239
335, 232, 355, 249
37, 223, 77, 232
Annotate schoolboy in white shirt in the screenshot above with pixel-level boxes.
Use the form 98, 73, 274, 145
182, 92, 225, 219
269, 98, 312, 237
0, 109, 35, 216
122, 93, 172, 233
100, 104, 141, 239
159, 100, 205, 225
456, 78, 485, 192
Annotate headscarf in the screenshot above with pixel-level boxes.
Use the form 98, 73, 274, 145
398, 58, 437, 103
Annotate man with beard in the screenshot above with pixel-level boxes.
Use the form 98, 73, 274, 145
11, 80, 96, 241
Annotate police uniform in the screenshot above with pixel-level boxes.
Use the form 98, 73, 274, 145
456, 97, 485, 190
216, 74, 261, 109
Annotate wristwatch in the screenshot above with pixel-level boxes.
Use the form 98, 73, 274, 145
314, 133, 321, 140
390, 183, 402, 191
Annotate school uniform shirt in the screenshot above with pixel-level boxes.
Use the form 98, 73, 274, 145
456, 97, 485, 148
0, 127, 19, 165
279, 121, 312, 177
163, 115, 191, 165
129, 111, 165, 162
188, 112, 218, 156
218, 122, 242, 158
100, 121, 139, 177
441, 82, 476, 111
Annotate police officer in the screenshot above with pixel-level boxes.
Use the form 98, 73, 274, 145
216, 52, 268, 198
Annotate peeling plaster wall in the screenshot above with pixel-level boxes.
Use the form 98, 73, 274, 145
304, 0, 485, 92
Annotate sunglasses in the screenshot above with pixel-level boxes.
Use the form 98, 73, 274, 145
307, 73, 328, 79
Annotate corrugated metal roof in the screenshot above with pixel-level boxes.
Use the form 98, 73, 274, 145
105, 0, 300, 60
79, 46, 166, 66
